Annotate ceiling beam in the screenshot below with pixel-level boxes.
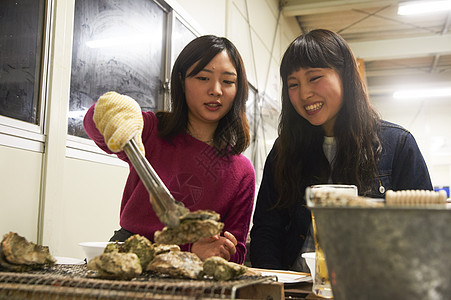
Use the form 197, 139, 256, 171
282, 0, 400, 17
365, 67, 451, 78
349, 34, 451, 61
367, 68, 451, 96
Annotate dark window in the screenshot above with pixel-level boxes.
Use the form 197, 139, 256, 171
69, 0, 167, 138
0, 0, 45, 124
171, 17, 196, 65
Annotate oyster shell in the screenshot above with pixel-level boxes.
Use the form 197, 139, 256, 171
0, 243, 31, 272
147, 251, 203, 279
87, 235, 152, 279
203, 256, 247, 281
121, 234, 154, 268
154, 210, 224, 245
0, 232, 55, 272
153, 244, 180, 256
87, 252, 142, 280
180, 210, 221, 221
104, 242, 122, 253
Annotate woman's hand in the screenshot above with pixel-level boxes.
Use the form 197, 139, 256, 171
191, 231, 237, 261
93, 91, 145, 154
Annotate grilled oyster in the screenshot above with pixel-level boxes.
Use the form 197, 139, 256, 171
0, 243, 31, 272
146, 251, 203, 279
88, 235, 186, 280
153, 244, 180, 256
87, 252, 142, 280
88, 235, 153, 279
203, 256, 247, 281
104, 241, 123, 253
180, 210, 221, 221
103, 235, 154, 269
0, 232, 55, 272
154, 210, 224, 245
121, 234, 154, 268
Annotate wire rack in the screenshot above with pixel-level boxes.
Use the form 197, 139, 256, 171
0, 268, 280, 300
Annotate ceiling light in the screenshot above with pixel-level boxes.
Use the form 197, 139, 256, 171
393, 87, 451, 99
398, 0, 451, 15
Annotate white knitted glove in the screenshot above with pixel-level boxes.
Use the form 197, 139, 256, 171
93, 91, 145, 154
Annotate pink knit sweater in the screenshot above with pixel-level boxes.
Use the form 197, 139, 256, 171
83, 104, 255, 264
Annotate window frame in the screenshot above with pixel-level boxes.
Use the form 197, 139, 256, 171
65, 0, 201, 165
0, 0, 202, 163
0, 0, 52, 153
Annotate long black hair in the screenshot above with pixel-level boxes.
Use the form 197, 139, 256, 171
274, 29, 381, 208
156, 35, 250, 155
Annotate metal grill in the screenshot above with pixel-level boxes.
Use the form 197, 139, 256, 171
0, 270, 280, 300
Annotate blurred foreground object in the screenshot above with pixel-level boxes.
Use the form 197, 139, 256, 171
385, 189, 447, 206
306, 185, 357, 298
307, 190, 451, 300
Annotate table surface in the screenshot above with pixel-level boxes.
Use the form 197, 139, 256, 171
284, 282, 327, 299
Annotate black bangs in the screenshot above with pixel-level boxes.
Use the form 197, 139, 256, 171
186, 35, 243, 79
281, 37, 331, 78
281, 31, 346, 80
186, 47, 221, 77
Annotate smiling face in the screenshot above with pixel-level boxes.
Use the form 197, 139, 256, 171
287, 67, 343, 136
184, 50, 237, 131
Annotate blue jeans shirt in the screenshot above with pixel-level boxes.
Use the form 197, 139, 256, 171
250, 120, 433, 270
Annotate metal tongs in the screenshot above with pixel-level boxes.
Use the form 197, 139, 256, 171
123, 138, 189, 227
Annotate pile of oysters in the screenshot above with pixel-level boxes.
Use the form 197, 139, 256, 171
0, 232, 56, 272
88, 234, 247, 281
0, 211, 247, 281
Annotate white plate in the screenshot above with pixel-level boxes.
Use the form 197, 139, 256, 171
301, 252, 316, 278
249, 268, 312, 284
55, 256, 85, 265
79, 241, 123, 262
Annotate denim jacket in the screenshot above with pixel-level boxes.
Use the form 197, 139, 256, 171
249, 120, 432, 270
367, 120, 432, 197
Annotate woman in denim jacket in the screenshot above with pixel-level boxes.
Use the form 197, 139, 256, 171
249, 29, 432, 271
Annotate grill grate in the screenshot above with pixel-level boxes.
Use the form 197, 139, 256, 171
0, 268, 280, 299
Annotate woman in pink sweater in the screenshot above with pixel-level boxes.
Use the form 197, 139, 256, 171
83, 35, 255, 264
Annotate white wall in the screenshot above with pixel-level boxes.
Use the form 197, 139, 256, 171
0, 145, 42, 240
0, 0, 301, 260
371, 94, 451, 188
